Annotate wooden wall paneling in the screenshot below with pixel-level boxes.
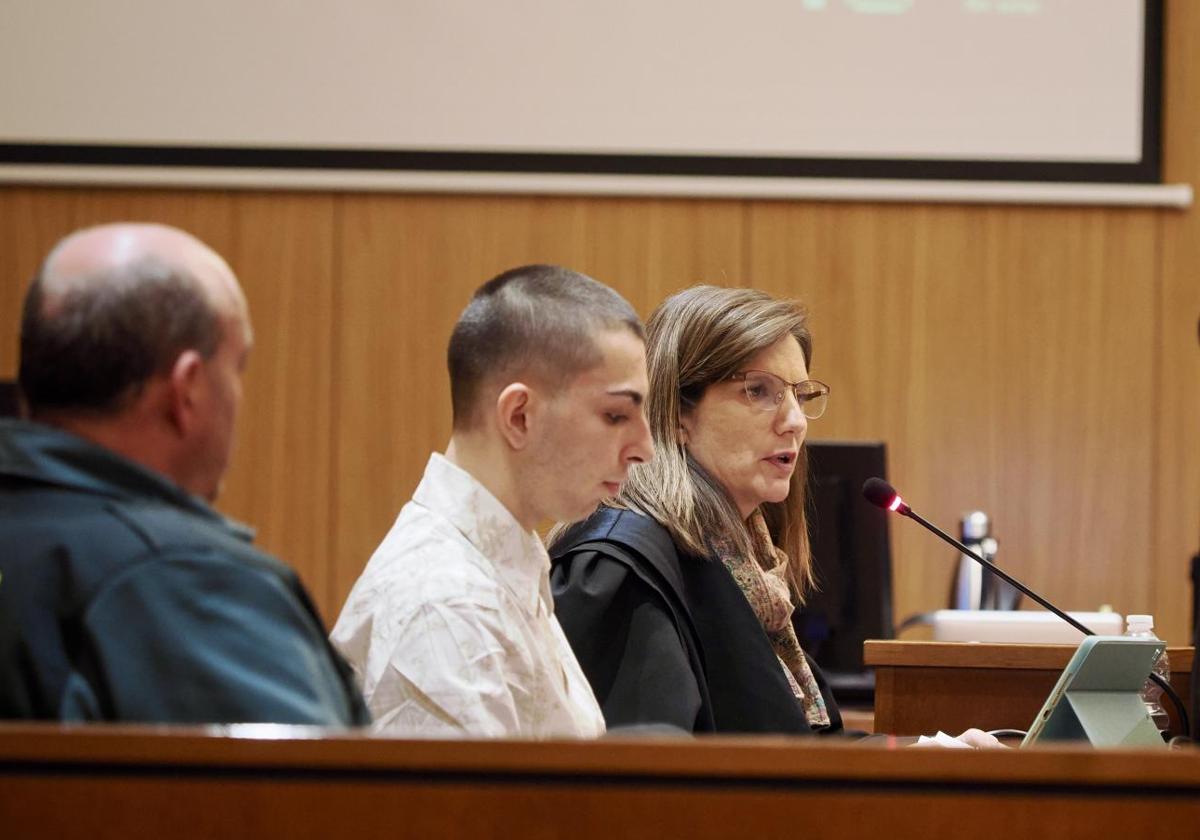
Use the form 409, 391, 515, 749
884, 205, 1005, 623
987, 208, 1158, 619
329, 193, 744, 617
745, 203, 949, 444
67, 188, 237, 255
561, 196, 747, 315
220, 192, 337, 613
747, 202, 1000, 626
747, 201, 1158, 634
0, 187, 84, 378
1152, 0, 1200, 647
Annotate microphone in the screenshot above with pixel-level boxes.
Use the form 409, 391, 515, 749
862, 478, 1092, 636
862, 476, 1191, 738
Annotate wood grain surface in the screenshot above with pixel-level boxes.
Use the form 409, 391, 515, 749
1, 724, 1198, 840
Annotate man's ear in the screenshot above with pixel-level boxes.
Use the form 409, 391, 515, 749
495, 382, 534, 451
165, 350, 206, 436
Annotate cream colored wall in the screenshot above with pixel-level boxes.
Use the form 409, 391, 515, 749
2, 1, 1198, 646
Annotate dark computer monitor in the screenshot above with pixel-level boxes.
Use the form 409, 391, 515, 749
793, 440, 894, 704
0, 381, 19, 418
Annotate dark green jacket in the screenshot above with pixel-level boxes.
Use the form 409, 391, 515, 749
0, 419, 369, 725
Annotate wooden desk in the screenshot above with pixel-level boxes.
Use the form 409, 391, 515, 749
0, 724, 1199, 839
866, 640, 1194, 736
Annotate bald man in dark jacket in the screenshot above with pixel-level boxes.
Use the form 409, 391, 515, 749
0, 223, 367, 725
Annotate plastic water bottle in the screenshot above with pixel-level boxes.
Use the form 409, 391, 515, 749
1124, 614, 1170, 735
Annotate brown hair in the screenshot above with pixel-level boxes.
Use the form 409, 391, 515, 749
602, 285, 816, 599
447, 264, 643, 429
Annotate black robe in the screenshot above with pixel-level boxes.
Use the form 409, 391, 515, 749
550, 506, 844, 735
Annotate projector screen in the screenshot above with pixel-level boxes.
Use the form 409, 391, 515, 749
0, 0, 1163, 183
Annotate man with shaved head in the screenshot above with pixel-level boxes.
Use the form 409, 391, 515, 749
0, 223, 368, 725
332, 264, 653, 737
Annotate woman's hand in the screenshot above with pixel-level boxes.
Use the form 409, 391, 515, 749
954, 728, 1005, 749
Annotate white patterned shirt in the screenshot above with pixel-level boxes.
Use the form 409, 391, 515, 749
330, 453, 606, 738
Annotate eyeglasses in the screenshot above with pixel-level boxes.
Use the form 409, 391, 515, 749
730, 370, 830, 419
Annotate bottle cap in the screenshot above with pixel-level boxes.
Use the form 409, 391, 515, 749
961, 511, 990, 541
1126, 614, 1154, 631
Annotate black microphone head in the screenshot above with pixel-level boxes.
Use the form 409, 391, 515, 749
862, 477, 898, 509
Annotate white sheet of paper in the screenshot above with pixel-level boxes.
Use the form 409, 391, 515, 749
916, 731, 972, 749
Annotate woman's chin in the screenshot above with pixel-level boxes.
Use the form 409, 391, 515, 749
756, 482, 793, 507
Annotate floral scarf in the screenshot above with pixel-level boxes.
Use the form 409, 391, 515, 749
713, 510, 831, 730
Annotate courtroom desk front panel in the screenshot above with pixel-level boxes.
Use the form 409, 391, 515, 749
865, 640, 1195, 737
838, 706, 875, 733
1, 724, 1199, 839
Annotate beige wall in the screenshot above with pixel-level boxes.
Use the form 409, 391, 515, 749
2, 2, 1198, 646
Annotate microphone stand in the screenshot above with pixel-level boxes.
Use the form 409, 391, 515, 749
902, 508, 1094, 637
895, 502, 1191, 740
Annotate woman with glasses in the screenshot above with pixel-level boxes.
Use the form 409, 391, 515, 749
547, 285, 839, 735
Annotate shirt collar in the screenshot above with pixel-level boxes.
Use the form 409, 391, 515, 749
413, 452, 550, 616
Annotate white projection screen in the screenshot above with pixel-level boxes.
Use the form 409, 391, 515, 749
0, 0, 1163, 183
